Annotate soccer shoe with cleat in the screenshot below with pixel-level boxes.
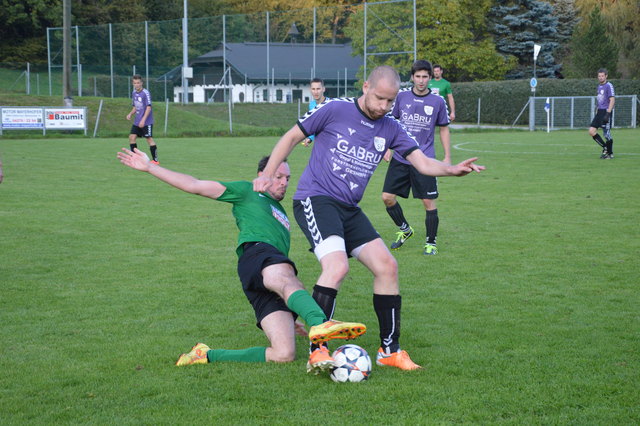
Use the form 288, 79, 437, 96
600, 149, 608, 159
176, 343, 210, 366
376, 348, 422, 370
306, 346, 334, 374
390, 227, 414, 250
423, 243, 438, 255
308, 319, 367, 344
151, 160, 160, 165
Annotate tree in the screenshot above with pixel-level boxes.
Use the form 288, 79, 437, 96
567, 7, 618, 78
344, 0, 514, 83
547, 0, 580, 72
0, 0, 61, 63
574, 0, 640, 78
487, 0, 561, 79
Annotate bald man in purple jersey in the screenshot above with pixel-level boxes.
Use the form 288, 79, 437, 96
254, 65, 484, 370
588, 68, 615, 159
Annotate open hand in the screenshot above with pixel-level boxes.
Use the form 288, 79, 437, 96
117, 148, 152, 172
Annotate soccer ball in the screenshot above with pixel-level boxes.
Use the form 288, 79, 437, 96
330, 344, 372, 383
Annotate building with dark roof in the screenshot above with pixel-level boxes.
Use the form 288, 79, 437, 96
166, 42, 363, 103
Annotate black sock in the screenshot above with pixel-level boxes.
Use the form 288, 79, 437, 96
386, 202, 409, 231
592, 134, 605, 149
310, 285, 338, 351
130, 143, 138, 152
606, 139, 613, 155
373, 294, 401, 353
426, 209, 438, 245
150, 145, 158, 161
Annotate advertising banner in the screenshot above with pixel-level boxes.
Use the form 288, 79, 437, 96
44, 108, 87, 130
1, 107, 44, 129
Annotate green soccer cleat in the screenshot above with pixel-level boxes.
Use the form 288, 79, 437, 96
423, 243, 438, 256
390, 227, 414, 250
176, 343, 210, 366
308, 319, 366, 344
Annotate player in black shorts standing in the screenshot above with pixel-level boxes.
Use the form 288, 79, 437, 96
382, 60, 451, 255
588, 68, 615, 159
127, 75, 159, 164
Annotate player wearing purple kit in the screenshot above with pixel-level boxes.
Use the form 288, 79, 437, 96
382, 60, 450, 255
588, 68, 615, 159
127, 75, 159, 164
254, 65, 484, 371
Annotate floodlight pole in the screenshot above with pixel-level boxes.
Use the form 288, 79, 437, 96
62, 0, 73, 106
182, 0, 189, 104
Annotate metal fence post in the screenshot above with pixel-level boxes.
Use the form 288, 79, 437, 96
47, 28, 52, 96
109, 23, 114, 98
529, 97, 535, 131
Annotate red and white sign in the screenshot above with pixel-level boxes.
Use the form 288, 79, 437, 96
44, 108, 86, 129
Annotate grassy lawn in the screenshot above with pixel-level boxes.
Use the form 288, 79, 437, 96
1, 129, 639, 423
0, 91, 303, 138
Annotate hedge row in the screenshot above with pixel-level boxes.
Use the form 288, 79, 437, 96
452, 79, 640, 125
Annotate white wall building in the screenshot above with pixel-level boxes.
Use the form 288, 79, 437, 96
161, 42, 363, 104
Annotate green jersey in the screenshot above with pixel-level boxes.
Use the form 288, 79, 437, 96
428, 78, 452, 99
217, 181, 291, 258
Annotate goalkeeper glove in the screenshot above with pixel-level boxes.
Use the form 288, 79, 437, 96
603, 111, 610, 124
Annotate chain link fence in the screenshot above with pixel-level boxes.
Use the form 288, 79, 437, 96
29, 1, 416, 103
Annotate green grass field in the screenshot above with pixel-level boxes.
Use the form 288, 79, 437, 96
1, 129, 639, 424
0, 92, 303, 139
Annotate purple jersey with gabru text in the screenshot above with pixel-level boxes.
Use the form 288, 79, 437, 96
391, 88, 449, 163
131, 88, 154, 126
597, 82, 615, 110
295, 98, 419, 206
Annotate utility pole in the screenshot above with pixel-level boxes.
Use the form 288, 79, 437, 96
62, 0, 73, 106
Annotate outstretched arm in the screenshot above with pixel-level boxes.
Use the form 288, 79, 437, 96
117, 148, 226, 199
253, 125, 305, 192
406, 149, 484, 177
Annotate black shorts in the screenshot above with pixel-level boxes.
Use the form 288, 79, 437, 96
293, 195, 379, 253
382, 157, 438, 199
130, 124, 153, 138
237, 242, 297, 328
590, 109, 609, 129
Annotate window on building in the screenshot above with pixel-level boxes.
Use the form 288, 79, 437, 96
276, 89, 283, 101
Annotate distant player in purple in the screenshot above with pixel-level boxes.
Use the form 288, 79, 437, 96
254, 65, 484, 371
588, 68, 615, 159
382, 60, 450, 256
127, 75, 159, 164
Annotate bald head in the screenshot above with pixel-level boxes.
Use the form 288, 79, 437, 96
359, 65, 401, 120
367, 65, 400, 91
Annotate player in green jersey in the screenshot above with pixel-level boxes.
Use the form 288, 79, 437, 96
117, 148, 365, 373
428, 64, 456, 122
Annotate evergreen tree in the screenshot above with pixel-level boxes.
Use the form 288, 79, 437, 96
548, 0, 580, 76
488, 0, 561, 79
568, 8, 618, 78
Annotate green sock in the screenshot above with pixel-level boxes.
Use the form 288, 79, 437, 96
287, 289, 327, 327
207, 347, 266, 363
